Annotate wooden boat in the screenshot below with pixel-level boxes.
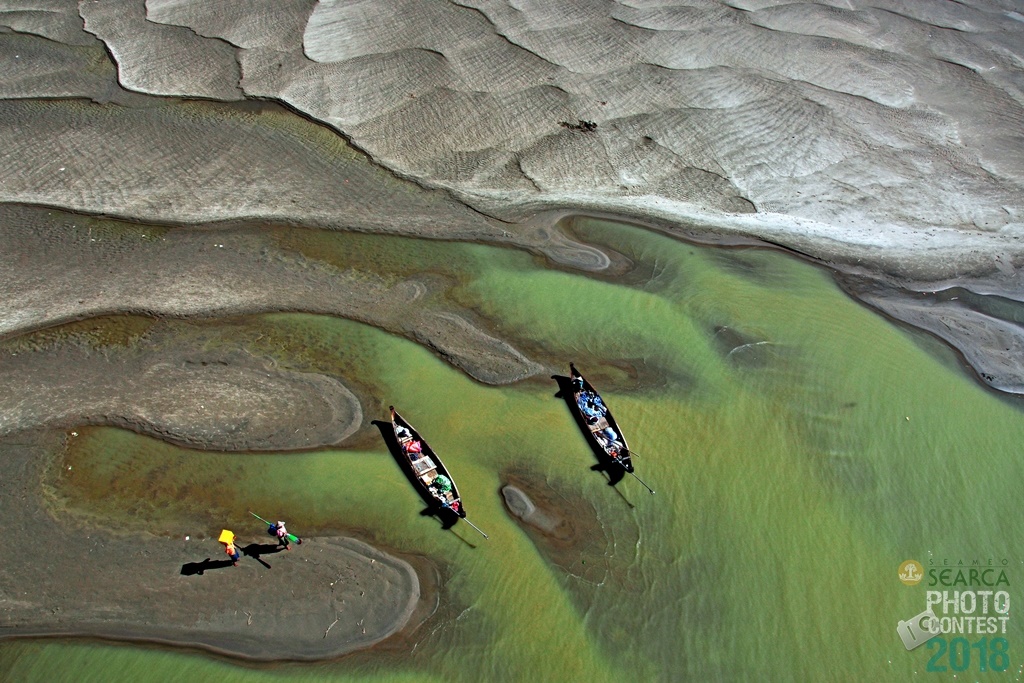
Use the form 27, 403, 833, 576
389, 406, 466, 518
568, 363, 634, 473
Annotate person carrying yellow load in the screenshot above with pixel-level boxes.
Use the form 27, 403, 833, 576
219, 529, 240, 566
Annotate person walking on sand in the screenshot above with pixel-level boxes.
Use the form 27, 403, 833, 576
275, 520, 301, 550
225, 540, 240, 566
219, 529, 241, 566
251, 511, 302, 549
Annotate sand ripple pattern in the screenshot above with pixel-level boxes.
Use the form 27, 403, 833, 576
0, 342, 363, 450
292, 0, 1024, 241
3, 1, 1024, 391
0, 0, 1017, 279
82, 0, 1023, 276
0, 206, 544, 387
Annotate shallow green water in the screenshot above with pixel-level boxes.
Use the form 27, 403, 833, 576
2, 218, 1022, 682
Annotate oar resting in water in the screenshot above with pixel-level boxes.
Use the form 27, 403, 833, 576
627, 470, 655, 495
441, 501, 488, 539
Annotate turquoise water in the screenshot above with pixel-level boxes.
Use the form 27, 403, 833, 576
1, 218, 1021, 682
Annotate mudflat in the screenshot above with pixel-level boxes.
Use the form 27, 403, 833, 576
0, 432, 432, 660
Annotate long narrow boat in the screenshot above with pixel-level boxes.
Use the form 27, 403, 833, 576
568, 363, 634, 473
389, 406, 467, 518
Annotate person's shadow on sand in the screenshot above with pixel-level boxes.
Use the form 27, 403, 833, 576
180, 558, 236, 576
180, 542, 284, 574
240, 542, 284, 569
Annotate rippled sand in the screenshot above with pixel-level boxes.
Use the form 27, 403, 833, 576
1, 0, 1023, 662
2, 0, 1022, 387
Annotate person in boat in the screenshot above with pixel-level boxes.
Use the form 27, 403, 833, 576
396, 424, 412, 440
405, 439, 424, 457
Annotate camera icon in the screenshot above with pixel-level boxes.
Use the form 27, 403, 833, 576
897, 608, 941, 650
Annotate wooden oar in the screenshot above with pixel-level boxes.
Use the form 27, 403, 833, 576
608, 451, 654, 494
248, 510, 272, 526
442, 502, 489, 539
461, 517, 490, 539
249, 511, 300, 543
627, 470, 655, 495
618, 450, 654, 494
